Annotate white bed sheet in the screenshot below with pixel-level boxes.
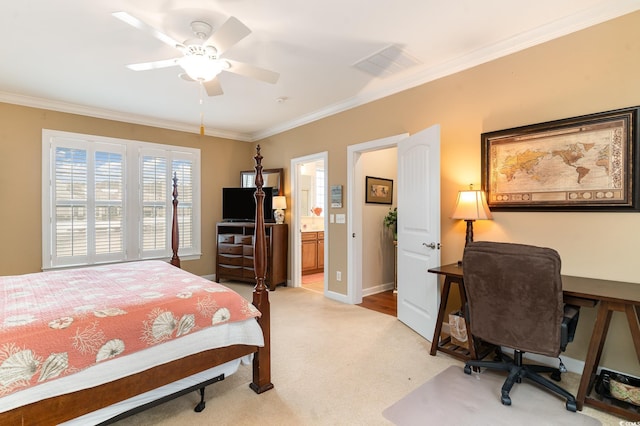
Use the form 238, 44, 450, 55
0, 318, 263, 416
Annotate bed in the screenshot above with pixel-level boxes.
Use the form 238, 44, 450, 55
0, 146, 273, 425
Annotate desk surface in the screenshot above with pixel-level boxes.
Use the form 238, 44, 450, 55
428, 263, 640, 305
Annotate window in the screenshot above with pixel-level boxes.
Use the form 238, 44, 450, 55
42, 130, 200, 269
314, 164, 325, 212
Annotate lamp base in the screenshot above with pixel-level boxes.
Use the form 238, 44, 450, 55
464, 220, 475, 246
274, 209, 285, 224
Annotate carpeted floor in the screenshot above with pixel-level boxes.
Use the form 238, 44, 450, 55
111, 284, 625, 425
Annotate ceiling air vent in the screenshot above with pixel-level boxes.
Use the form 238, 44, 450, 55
353, 44, 421, 78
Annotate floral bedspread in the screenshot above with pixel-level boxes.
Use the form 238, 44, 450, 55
0, 261, 260, 397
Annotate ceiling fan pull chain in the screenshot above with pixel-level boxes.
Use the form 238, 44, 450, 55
199, 82, 205, 136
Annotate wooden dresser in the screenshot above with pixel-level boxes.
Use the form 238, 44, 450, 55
216, 222, 288, 290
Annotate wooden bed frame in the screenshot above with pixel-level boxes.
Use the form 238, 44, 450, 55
0, 145, 273, 425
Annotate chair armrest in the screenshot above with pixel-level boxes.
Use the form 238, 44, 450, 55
561, 304, 580, 351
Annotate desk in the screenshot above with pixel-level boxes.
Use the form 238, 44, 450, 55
428, 263, 640, 420
427, 263, 495, 362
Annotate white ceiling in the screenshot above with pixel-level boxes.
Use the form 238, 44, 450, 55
1, 1, 638, 142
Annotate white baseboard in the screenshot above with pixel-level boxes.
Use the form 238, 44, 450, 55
326, 290, 350, 304
362, 282, 394, 297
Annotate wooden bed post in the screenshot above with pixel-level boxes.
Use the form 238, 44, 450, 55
170, 172, 181, 268
250, 145, 274, 394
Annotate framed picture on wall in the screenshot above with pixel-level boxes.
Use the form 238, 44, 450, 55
331, 185, 343, 208
365, 176, 393, 204
481, 106, 640, 211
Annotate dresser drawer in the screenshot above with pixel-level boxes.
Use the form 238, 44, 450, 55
243, 267, 257, 279
218, 243, 243, 255
243, 245, 253, 256
235, 235, 253, 245
243, 257, 254, 267
218, 234, 235, 244
218, 264, 243, 277
219, 254, 243, 266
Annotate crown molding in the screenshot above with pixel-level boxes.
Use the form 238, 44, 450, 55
3, 1, 639, 144
0, 91, 252, 142
252, 1, 640, 141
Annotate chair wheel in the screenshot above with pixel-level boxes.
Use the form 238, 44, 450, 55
550, 371, 561, 381
501, 394, 512, 406
464, 365, 472, 375
566, 400, 577, 412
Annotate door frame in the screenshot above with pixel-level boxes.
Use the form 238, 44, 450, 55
290, 152, 329, 290
346, 133, 409, 304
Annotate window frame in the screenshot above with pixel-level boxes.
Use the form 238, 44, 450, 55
42, 129, 201, 270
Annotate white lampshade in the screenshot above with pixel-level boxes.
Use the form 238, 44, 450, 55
179, 54, 224, 82
451, 190, 492, 221
273, 196, 287, 210
451, 187, 492, 248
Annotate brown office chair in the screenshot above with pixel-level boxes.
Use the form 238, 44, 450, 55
462, 241, 580, 412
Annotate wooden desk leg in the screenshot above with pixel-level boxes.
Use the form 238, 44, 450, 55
626, 304, 640, 361
430, 277, 452, 356
458, 283, 478, 360
576, 301, 613, 410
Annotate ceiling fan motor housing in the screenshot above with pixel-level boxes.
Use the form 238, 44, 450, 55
190, 21, 212, 39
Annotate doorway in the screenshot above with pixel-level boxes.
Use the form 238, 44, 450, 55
347, 134, 408, 305
290, 153, 328, 292
347, 128, 441, 340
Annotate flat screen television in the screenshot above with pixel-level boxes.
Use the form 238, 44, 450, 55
222, 187, 274, 222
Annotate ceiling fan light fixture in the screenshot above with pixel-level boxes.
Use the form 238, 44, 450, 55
179, 54, 223, 82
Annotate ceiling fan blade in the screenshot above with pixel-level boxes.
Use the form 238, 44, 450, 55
203, 78, 224, 96
225, 59, 280, 84
208, 17, 251, 55
113, 11, 182, 49
126, 58, 180, 71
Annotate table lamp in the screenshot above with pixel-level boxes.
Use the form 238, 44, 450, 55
273, 196, 287, 224
451, 185, 492, 247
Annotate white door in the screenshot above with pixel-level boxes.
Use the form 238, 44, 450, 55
397, 125, 441, 340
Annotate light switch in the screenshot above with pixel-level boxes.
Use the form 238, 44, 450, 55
336, 214, 346, 224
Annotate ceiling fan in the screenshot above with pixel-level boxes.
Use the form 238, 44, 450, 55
113, 11, 279, 96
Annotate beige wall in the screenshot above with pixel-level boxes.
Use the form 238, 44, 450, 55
1, 11, 639, 374
0, 104, 255, 277
255, 12, 640, 374
362, 148, 398, 293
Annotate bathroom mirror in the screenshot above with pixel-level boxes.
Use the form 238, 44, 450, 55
240, 168, 283, 195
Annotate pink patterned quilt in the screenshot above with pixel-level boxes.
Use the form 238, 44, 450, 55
0, 261, 260, 397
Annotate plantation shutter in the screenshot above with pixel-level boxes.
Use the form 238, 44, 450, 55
43, 129, 201, 269
141, 153, 168, 258
50, 140, 125, 267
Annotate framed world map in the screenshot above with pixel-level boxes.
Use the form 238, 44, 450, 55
481, 106, 640, 211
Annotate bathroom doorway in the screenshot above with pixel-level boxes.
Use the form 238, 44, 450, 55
290, 153, 328, 293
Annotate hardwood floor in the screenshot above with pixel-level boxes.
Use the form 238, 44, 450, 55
301, 275, 397, 317
358, 290, 397, 317
301, 273, 324, 293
